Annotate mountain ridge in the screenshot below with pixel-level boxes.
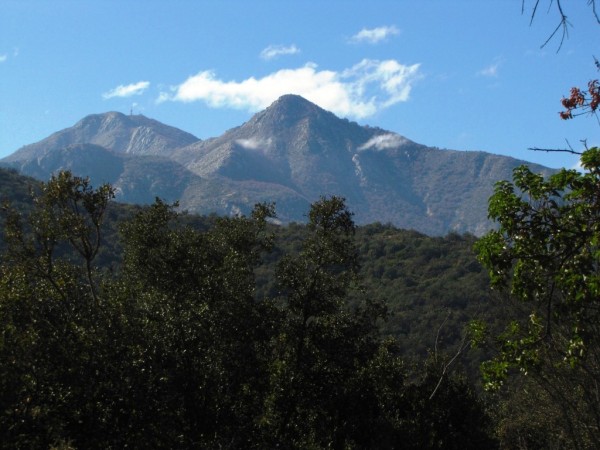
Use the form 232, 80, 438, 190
1, 95, 554, 235
4, 111, 200, 162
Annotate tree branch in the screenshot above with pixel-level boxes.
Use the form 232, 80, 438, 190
429, 311, 470, 400
528, 147, 583, 155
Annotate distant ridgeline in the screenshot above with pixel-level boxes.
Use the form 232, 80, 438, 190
0, 95, 555, 236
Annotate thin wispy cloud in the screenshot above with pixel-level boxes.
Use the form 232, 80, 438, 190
260, 44, 300, 60
103, 81, 150, 99
350, 26, 399, 44
159, 60, 421, 119
477, 59, 503, 77
1, 48, 20, 63
358, 133, 407, 151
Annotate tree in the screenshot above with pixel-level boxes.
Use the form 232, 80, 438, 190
116, 199, 278, 447
474, 148, 600, 448
473, 21, 600, 439
259, 196, 387, 447
0, 171, 117, 448
0, 181, 281, 448
2, 170, 114, 305
259, 196, 496, 449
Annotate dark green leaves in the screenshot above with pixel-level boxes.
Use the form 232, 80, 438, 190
0, 179, 496, 448
475, 148, 600, 447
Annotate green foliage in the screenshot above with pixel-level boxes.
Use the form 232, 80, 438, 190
0, 174, 497, 448
349, 224, 496, 379
0, 172, 120, 447
261, 196, 384, 447
475, 148, 600, 448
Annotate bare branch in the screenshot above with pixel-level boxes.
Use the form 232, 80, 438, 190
429, 330, 470, 400
541, 19, 568, 51
429, 310, 471, 400
529, 0, 541, 26
433, 309, 451, 364
541, 0, 570, 51
528, 147, 583, 155
591, 0, 600, 24
523, 0, 600, 51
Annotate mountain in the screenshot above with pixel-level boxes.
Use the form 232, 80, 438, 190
4, 112, 200, 162
1, 96, 554, 235
3, 112, 205, 205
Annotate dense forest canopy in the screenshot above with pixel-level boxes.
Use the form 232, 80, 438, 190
1, 143, 600, 448
0, 171, 499, 448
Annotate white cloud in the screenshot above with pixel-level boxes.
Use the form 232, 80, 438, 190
350, 26, 399, 44
260, 44, 300, 60
477, 59, 503, 77
156, 91, 171, 104
160, 60, 421, 119
0, 48, 19, 64
236, 137, 272, 151
478, 64, 499, 77
358, 133, 407, 151
102, 81, 150, 99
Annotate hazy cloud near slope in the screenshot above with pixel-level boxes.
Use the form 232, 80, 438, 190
236, 137, 273, 152
358, 133, 407, 151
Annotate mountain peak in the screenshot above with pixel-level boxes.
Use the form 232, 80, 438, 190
264, 94, 333, 119
256, 94, 333, 126
74, 111, 167, 132
271, 94, 318, 109
3, 111, 199, 163
69, 111, 200, 155
74, 111, 131, 133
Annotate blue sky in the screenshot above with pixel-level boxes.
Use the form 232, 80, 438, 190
1, 1, 598, 169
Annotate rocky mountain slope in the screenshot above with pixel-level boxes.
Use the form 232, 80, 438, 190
1, 95, 554, 235
3, 112, 200, 161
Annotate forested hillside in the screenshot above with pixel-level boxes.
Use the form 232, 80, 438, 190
1, 164, 598, 449
0, 167, 498, 373
255, 222, 499, 373
0, 170, 498, 448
